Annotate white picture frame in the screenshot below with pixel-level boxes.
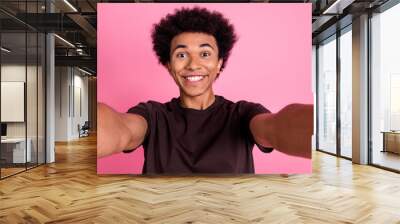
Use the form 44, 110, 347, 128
1, 81, 25, 122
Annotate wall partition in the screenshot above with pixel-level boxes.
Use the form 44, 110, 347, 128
0, 1, 47, 179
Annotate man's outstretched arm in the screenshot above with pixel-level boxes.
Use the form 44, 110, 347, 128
249, 104, 313, 158
97, 103, 148, 158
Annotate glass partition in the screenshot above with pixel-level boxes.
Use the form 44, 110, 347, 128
339, 26, 352, 158
0, 1, 46, 179
1, 30, 28, 177
317, 35, 337, 155
371, 3, 400, 171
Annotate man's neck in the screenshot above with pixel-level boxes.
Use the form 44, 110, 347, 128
179, 91, 216, 110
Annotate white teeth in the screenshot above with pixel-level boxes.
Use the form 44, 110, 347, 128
185, 76, 204, 82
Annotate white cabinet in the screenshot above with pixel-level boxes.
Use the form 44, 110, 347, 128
382, 131, 400, 154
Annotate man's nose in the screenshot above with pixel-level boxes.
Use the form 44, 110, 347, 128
186, 56, 201, 70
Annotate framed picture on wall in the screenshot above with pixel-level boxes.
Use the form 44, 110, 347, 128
1, 81, 25, 122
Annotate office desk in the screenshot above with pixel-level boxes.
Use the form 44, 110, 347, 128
381, 131, 400, 154
1, 138, 32, 163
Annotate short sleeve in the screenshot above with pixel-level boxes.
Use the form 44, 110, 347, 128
238, 101, 274, 153
238, 101, 270, 125
127, 102, 151, 124
123, 102, 152, 153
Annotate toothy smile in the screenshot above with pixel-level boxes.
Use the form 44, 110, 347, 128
183, 75, 206, 82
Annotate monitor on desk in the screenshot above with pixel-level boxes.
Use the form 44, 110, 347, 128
1, 123, 7, 138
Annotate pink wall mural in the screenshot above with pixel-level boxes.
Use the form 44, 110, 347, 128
97, 3, 312, 174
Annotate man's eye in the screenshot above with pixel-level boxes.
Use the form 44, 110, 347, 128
201, 52, 211, 57
176, 53, 186, 58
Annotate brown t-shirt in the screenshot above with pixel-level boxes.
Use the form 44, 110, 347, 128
126, 95, 273, 174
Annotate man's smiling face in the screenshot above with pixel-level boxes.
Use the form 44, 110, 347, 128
167, 32, 223, 98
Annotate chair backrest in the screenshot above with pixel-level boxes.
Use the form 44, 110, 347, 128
82, 121, 90, 129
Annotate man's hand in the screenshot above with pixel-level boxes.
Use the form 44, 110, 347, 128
250, 104, 313, 158
274, 104, 313, 158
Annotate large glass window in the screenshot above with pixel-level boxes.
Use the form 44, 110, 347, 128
1, 30, 28, 178
371, 2, 400, 171
339, 27, 352, 158
317, 35, 337, 154
0, 1, 46, 179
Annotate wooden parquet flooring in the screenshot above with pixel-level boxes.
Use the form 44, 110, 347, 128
1, 167, 26, 178
1, 134, 400, 223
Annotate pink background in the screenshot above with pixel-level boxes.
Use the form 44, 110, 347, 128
97, 3, 312, 174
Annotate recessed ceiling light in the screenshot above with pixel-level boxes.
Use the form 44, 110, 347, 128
323, 0, 355, 15
63, 0, 78, 12
78, 67, 93, 76
1, 47, 11, 53
54, 34, 75, 48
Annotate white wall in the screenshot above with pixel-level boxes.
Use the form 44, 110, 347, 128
72, 73, 89, 138
55, 67, 89, 141
55, 66, 69, 141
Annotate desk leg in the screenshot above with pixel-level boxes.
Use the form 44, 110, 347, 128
382, 133, 386, 153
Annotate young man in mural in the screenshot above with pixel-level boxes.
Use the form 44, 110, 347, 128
98, 7, 313, 174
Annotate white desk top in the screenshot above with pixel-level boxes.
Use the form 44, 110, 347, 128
1, 138, 27, 143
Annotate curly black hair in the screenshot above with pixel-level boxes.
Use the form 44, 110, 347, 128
151, 7, 237, 72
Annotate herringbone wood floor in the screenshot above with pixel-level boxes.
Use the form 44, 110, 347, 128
1, 135, 400, 224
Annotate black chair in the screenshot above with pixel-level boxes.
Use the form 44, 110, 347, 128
79, 121, 90, 138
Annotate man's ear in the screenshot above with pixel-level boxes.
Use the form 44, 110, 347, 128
166, 63, 172, 75
218, 59, 223, 72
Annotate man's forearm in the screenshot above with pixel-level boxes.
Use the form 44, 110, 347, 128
97, 103, 134, 158
97, 103, 147, 158
250, 113, 278, 149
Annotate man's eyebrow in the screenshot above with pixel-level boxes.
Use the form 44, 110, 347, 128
172, 43, 214, 52
172, 44, 187, 52
199, 43, 214, 49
